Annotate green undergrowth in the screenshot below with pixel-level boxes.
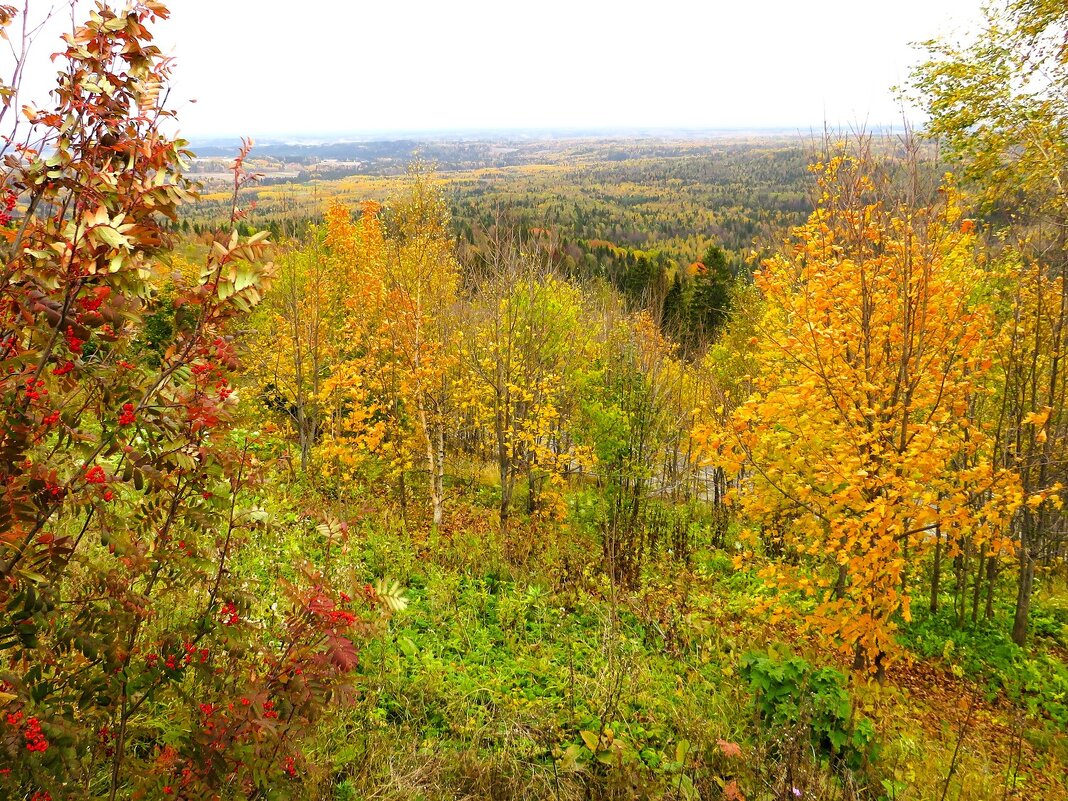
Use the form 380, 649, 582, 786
228, 472, 1068, 800
903, 602, 1068, 730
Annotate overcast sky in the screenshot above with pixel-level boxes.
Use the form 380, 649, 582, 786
14, 0, 985, 138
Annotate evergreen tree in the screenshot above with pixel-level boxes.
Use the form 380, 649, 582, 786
661, 272, 685, 333
688, 243, 734, 345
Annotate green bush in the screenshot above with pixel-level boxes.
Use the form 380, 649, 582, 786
740, 649, 877, 770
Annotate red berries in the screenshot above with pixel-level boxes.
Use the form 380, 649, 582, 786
53, 360, 75, 376
24, 716, 48, 752
0, 188, 16, 227
181, 641, 202, 663
220, 601, 239, 625
80, 286, 111, 312
64, 326, 84, 354
24, 378, 46, 401
330, 609, 357, 625
118, 402, 136, 426
85, 465, 107, 484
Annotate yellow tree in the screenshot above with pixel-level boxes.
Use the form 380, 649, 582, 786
458, 225, 591, 529
382, 169, 461, 527
990, 255, 1068, 643
696, 142, 1021, 675
911, 0, 1068, 645
314, 172, 459, 526
315, 200, 400, 486
246, 227, 349, 472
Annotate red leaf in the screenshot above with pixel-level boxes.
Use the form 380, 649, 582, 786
325, 633, 358, 671
717, 738, 742, 759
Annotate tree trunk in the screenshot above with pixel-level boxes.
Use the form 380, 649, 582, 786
1012, 553, 1035, 646
955, 548, 967, 629
971, 547, 984, 625
1012, 512, 1036, 646
495, 404, 512, 529
527, 465, 536, 515
852, 641, 886, 684
930, 524, 942, 613
984, 554, 997, 620
434, 422, 445, 527
416, 402, 443, 528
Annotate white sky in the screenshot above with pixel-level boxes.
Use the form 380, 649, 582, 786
12, 0, 985, 137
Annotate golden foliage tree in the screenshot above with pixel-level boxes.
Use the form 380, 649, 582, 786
696, 143, 1022, 674
912, 0, 1068, 644
458, 226, 593, 528
314, 170, 460, 526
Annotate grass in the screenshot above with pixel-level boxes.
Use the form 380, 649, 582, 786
232, 469, 1068, 800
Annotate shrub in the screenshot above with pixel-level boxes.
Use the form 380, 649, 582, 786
740, 650, 877, 771
0, 4, 386, 797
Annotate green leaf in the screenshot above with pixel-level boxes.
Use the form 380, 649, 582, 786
374, 578, 408, 612
579, 730, 600, 752
675, 738, 691, 764
397, 636, 418, 659
95, 226, 130, 249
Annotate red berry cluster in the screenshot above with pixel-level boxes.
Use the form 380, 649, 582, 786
0, 188, 17, 227
118, 402, 135, 426
64, 326, 84, 354
184, 641, 210, 665
53, 360, 75, 376
24, 378, 46, 401
330, 608, 358, 625
24, 717, 47, 752
97, 724, 114, 758
7, 713, 51, 753
220, 601, 240, 625
85, 465, 106, 484
79, 286, 110, 312
147, 642, 209, 673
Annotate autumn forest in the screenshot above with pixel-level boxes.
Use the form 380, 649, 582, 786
0, 1, 1067, 800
